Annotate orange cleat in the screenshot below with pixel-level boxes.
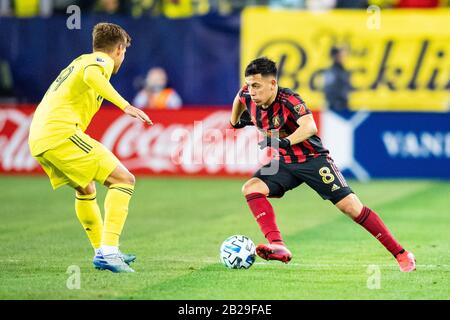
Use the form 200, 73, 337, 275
396, 251, 416, 272
256, 243, 292, 263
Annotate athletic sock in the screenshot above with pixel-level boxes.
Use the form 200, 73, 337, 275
354, 206, 404, 257
245, 193, 284, 244
100, 245, 119, 256
102, 183, 134, 247
75, 192, 103, 249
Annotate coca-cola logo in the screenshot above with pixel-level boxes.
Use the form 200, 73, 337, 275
0, 108, 274, 175
101, 111, 272, 174
0, 109, 37, 172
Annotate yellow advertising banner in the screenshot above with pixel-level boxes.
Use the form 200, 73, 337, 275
241, 8, 450, 111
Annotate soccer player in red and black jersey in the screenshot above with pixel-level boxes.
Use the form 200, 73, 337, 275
230, 57, 416, 272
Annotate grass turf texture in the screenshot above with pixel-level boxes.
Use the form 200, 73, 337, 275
0, 177, 449, 299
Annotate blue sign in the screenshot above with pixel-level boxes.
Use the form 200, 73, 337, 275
354, 112, 450, 178
0, 14, 240, 105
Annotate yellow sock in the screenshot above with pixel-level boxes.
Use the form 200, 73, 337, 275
75, 192, 103, 249
102, 183, 134, 247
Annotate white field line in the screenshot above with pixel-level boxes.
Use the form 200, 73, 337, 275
253, 262, 450, 269
138, 258, 450, 269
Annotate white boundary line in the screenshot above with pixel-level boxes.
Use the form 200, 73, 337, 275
254, 262, 450, 269
135, 258, 450, 269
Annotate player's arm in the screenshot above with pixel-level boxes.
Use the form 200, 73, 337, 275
230, 93, 254, 128
285, 114, 318, 145
258, 114, 317, 150
258, 97, 317, 149
83, 65, 152, 125
230, 93, 246, 126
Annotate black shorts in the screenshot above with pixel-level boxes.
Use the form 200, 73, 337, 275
253, 155, 353, 204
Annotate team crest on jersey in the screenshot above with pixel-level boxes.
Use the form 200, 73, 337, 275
294, 104, 307, 115
272, 115, 281, 128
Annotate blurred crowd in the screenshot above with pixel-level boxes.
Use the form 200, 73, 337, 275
1, 0, 449, 18
1, 0, 449, 108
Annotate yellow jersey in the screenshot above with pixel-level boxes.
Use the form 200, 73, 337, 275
29, 52, 127, 156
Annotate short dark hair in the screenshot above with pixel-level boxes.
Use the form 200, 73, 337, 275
93, 22, 131, 52
245, 57, 277, 78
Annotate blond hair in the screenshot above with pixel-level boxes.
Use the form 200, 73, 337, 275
92, 22, 131, 52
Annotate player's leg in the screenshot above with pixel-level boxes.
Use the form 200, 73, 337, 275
36, 136, 135, 272
74, 181, 104, 254
336, 193, 404, 255
243, 161, 301, 263
90, 163, 137, 272
63, 132, 136, 272
36, 143, 105, 255
35, 147, 104, 254
75, 178, 135, 266
298, 155, 415, 272
335, 194, 416, 272
100, 163, 135, 255
242, 177, 282, 243
83, 160, 136, 273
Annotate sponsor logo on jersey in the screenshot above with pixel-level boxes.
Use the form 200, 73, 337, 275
96, 57, 106, 65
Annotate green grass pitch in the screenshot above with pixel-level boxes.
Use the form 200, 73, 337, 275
0, 177, 449, 299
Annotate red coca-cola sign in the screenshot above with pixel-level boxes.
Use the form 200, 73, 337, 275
0, 106, 275, 177
0, 107, 36, 173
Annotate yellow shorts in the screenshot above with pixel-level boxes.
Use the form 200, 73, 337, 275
34, 131, 120, 190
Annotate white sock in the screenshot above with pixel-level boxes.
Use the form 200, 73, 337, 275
94, 248, 101, 256
101, 245, 119, 256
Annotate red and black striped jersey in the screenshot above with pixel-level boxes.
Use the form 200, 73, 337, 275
238, 85, 329, 164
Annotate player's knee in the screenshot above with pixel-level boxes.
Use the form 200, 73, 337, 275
115, 169, 135, 185
336, 194, 362, 218
338, 202, 354, 216
241, 183, 250, 196
241, 179, 255, 195
123, 172, 135, 185
105, 165, 135, 187
241, 178, 268, 196
75, 182, 96, 196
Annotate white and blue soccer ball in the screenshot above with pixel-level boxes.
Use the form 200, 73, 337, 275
220, 235, 256, 269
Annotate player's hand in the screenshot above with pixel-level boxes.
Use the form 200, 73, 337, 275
230, 118, 254, 129
258, 137, 291, 150
230, 110, 254, 129
124, 105, 153, 125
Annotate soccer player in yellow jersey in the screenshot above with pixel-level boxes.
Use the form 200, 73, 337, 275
28, 23, 152, 273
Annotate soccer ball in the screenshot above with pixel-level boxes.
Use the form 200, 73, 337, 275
220, 235, 256, 269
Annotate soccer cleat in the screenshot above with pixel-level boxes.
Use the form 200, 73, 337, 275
256, 243, 292, 263
119, 251, 136, 265
396, 250, 416, 272
93, 253, 135, 273
94, 249, 136, 265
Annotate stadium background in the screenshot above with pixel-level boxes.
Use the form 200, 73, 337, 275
0, 0, 449, 300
